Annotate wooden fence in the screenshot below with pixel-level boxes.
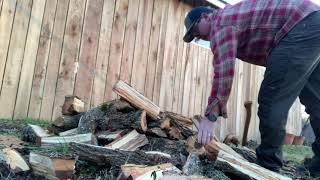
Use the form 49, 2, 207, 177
0, 0, 302, 141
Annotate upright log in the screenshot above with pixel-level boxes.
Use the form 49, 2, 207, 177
242, 101, 252, 146
62, 95, 85, 115
113, 80, 160, 119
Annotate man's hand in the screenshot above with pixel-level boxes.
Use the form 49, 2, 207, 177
197, 116, 215, 145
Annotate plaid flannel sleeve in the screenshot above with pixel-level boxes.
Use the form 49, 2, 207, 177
205, 26, 237, 120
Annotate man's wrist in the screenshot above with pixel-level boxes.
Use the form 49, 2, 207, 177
206, 113, 218, 122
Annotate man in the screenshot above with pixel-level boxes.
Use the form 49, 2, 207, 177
183, 0, 320, 176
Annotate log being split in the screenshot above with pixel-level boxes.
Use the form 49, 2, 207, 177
70, 142, 179, 167
113, 80, 160, 119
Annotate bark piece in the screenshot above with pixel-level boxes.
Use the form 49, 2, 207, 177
29, 152, 74, 180
148, 127, 167, 138
113, 80, 161, 119
22, 124, 52, 143
70, 142, 177, 167
41, 133, 96, 147
120, 163, 180, 179
77, 106, 105, 134
0, 148, 30, 173
183, 153, 202, 176
96, 130, 124, 141
62, 95, 85, 115
205, 140, 246, 161
113, 99, 135, 112
58, 128, 78, 136
140, 110, 148, 132
105, 130, 148, 151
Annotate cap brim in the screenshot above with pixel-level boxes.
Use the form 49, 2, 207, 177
183, 20, 197, 43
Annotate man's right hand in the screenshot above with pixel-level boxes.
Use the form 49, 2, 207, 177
197, 116, 216, 145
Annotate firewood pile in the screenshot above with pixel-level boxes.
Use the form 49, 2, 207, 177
0, 80, 294, 180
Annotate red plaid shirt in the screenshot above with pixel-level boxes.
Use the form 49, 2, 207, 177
206, 0, 320, 119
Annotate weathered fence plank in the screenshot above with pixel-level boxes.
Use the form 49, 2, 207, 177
14, 0, 46, 119
28, 0, 58, 119
0, 0, 32, 118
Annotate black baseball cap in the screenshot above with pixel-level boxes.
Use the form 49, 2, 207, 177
183, 6, 213, 43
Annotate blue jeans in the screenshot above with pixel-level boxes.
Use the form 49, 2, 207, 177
256, 11, 320, 171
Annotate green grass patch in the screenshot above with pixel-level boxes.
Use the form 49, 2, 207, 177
26, 144, 72, 157
283, 145, 314, 165
0, 118, 50, 138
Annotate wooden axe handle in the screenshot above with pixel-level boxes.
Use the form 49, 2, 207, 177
242, 101, 252, 146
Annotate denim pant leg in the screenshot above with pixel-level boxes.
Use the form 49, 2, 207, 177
256, 11, 320, 171
300, 64, 320, 158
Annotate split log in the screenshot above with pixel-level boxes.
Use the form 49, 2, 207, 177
62, 95, 85, 115
96, 130, 125, 141
29, 152, 74, 180
58, 128, 78, 136
22, 124, 52, 143
0, 148, 29, 173
183, 153, 202, 176
205, 141, 291, 180
113, 80, 160, 119
147, 127, 167, 138
119, 163, 181, 180
70, 142, 178, 167
41, 133, 96, 147
105, 130, 148, 151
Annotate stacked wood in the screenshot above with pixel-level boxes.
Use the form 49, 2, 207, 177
0, 148, 30, 173
41, 133, 96, 147
62, 95, 85, 115
22, 124, 52, 143
29, 152, 75, 180
113, 80, 160, 119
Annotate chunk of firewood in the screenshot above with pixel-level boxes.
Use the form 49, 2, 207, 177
223, 134, 240, 146
105, 130, 148, 151
243, 101, 252, 146
41, 133, 96, 147
62, 95, 85, 115
160, 112, 193, 125
0, 148, 30, 173
160, 119, 171, 129
205, 140, 291, 180
140, 110, 148, 132
168, 127, 182, 139
29, 152, 74, 180
69, 142, 178, 166
148, 127, 167, 138
51, 113, 83, 133
22, 124, 52, 143
183, 153, 202, 176
58, 128, 78, 136
96, 130, 124, 141
119, 163, 181, 180
113, 80, 161, 119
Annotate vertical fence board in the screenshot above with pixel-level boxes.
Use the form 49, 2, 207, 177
201, 50, 209, 115
152, 0, 169, 105
188, 46, 199, 117
172, 2, 188, 113
144, 0, 163, 100
28, 0, 58, 119
0, 0, 32, 119
104, 0, 128, 101
14, 0, 46, 119
159, 0, 182, 111
0, 0, 3, 15
181, 45, 193, 116
130, 0, 154, 93
0, 0, 16, 94
119, 0, 139, 84
40, 0, 69, 120
91, 0, 115, 107
194, 48, 206, 115
177, 43, 189, 115
74, 0, 103, 109
52, 0, 86, 120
